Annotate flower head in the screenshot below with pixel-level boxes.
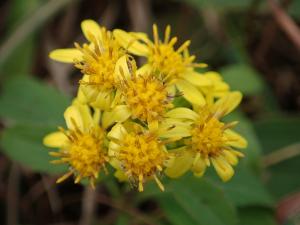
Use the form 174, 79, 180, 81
116, 57, 173, 126
114, 25, 212, 107
165, 92, 247, 181
49, 20, 126, 109
43, 103, 109, 187
108, 123, 167, 192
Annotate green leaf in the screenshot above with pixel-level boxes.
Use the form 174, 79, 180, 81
166, 175, 238, 225
1, 0, 42, 75
159, 195, 199, 225
238, 207, 278, 225
254, 116, 300, 154
0, 76, 70, 126
288, 0, 300, 19
220, 64, 265, 95
0, 123, 66, 174
215, 167, 274, 207
115, 214, 130, 225
173, 96, 192, 108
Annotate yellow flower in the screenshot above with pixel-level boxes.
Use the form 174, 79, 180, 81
43, 103, 109, 188
200, 71, 230, 102
107, 121, 191, 192
165, 92, 248, 182
113, 25, 212, 107
112, 56, 173, 129
49, 20, 126, 109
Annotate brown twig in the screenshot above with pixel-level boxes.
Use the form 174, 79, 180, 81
127, 0, 151, 32
79, 187, 97, 225
100, 0, 120, 29
42, 176, 62, 214
6, 163, 20, 225
263, 142, 300, 167
268, 0, 300, 51
96, 193, 158, 225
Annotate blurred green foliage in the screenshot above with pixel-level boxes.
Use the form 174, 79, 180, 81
0, 0, 299, 224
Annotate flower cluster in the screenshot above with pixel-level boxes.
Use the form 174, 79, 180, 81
44, 20, 247, 191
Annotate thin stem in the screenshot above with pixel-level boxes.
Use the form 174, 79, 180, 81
6, 163, 20, 225
79, 187, 97, 225
263, 143, 300, 167
96, 193, 158, 225
268, 0, 300, 51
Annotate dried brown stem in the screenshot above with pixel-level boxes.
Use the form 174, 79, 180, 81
6, 163, 20, 225
263, 143, 300, 167
96, 193, 158, 225
42, 176, 62, 214
79, 187, 97, 225
127, 0, 151, 32
268, 0, 300, 51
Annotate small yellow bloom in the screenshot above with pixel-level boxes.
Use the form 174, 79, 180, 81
115, 56, 173, 127
49, 20, 126, 109
43, 103, 109, 188
113, 25, 212, 107
165, 92, 247, 182
107, 121, 190, 192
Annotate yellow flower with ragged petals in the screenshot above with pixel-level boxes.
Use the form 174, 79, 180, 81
113, 25, 212, 107
107, 121, 191, 192
165, 91, 247, 182
43, 103, 109, 188
110, 56, 173, 129
49, 20, 126, 109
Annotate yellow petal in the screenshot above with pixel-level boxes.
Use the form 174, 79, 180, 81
75, 103, 93, 130
107, 123, 127, 141
214, 82, 230, 93
130, 31, 149, 43
204, 71, 223, 81
114, 170, 128, 181
81, 19, 102, 42
184, 71, 212, 87
158, 119, 191, 138
191, 157, 207, 177
165, 107, 199, 121
165, 148, 194, 178
108, 142, 120, 154
114, 55, 131, 80
213, 91, 242, 117
93, 108, 101, 124
176, 79, 206, 106
211, 156, 234, 182
49, 48, 82, 63
113, 29, 149, 56
64, 105, 84, 132
166, 84, 176, 96
76, 85, 88, 104
102, 105, 131, 129
224, 129, 248, 148
222, 150, 238, 166
91, 91, 113, 111
43, 131, 67, 148
137, 64, 152, 75
80, 86, 98, 104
